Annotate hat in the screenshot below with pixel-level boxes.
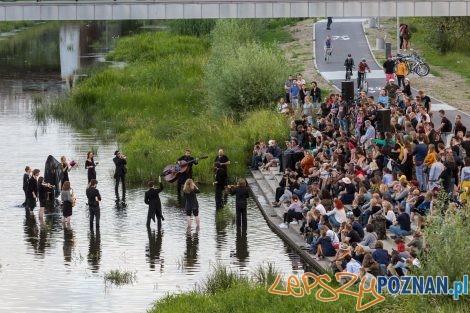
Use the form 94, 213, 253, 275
389, 78, 395, 82
405, 78, 410, 81
342, 177, 352, 184
399, 175, 407, 181
340, 243, 349, 250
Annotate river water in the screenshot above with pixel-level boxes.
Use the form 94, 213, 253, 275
0, 23, 309, 312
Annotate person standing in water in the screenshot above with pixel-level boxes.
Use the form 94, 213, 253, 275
144, 176, 164, 229
214, 148, 230, 210
22, 166, 31, 207
61, 181, 73, 228
38, 176, 53, 223
86, 179, 101, 230
183, 179, 200, 229
113, 150, 127, 202
61, 156, 70, 189
228, 178, 250, 228
176, 149, 197, 197
26, 168, 40, 217
85, 151, 98, 184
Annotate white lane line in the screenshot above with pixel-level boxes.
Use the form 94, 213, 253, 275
321, 70, 385, 80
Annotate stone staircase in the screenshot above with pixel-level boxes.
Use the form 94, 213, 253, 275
248, 165, 416, 273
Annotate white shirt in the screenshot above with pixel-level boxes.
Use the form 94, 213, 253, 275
386, 210, 396, 223
326, 229, 339, 244
326, 208, 348, 224
346, 259, 362, 275
412, 258, 421, 268
316, 204, 327, 215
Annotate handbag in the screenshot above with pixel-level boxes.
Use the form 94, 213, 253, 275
71, 189, 76, 207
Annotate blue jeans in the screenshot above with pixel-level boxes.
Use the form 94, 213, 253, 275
415, 164, 426, 191
340, 118, 348, 132
449, 177, 456, 200
389, 225, 411, 237
329, 215, 340, 227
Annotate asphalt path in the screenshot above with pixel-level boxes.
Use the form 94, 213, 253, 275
313, 19, 470, 128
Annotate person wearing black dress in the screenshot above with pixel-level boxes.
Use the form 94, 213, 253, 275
60, 156, 70, 189
228, 178, 250, 228
113, 150, 127, 201
214, 148, 230, 210
26, 169, 40, 217
144, 176, 164, 229
61, 181, 73, 227
22, 166, 31, 207
38, 176, 53, 223
183, 179, 200, 229
85, 151, 98, 184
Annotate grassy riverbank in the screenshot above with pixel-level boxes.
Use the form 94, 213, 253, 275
37, 20, 292, 184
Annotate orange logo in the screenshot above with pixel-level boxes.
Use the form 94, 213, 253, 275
268, 273, 385, 311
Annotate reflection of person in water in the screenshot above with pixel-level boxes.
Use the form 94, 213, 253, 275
88, 228, 101, 273
146, 228, 163, 271
235, 227, 249, 267
184, 229, 199, 269
63, 227, 74, 265
24, 214, 39, 253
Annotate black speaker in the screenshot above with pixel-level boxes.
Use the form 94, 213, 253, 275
376, 109, 391, 133
341, 81, 354, 102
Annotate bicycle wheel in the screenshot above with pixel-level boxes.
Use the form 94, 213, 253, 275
416, 62, 430, 77
346, 71, 350, 80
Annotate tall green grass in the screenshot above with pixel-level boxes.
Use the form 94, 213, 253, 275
36, 27, 289, 184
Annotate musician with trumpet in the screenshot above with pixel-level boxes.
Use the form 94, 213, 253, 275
113, 150, 127, 202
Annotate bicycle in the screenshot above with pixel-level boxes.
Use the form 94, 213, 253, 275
324, 47, 333, 63
394, 52, 430, 77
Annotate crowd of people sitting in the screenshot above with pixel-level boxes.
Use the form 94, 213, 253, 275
251, 73, 470, 279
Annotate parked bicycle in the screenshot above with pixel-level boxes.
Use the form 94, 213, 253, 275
394, 51, 430, 77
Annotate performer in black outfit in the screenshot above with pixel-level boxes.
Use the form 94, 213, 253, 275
26, 169, 40, 217
86, 179, 102, 230
176, 149, 198, 197
113, 150, 127, 201
60, 156, 70, 189
85, 151, 98, 183
144, 176, 164, 228
22, 166, 31, 207
214, 148, 230, 210
228, 178, 250, 227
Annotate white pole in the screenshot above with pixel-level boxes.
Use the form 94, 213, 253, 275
396, 1, 400, 54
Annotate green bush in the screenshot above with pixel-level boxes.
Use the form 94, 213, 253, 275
205, 20, 289, 116
169, 19, 216, 37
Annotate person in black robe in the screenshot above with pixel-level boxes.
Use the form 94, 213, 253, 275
214, 149, 230, 210
113, 150, 127, 201
22, 166, 31, 207
26, 169, 40, 217
86, 179, 102, 230
176, 149, 197, 197
144, 177, 164, 229
85, 152, 98, 184
228, 178, 250, 228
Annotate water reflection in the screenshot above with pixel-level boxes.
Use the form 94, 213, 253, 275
23, 215, 39, 254
184, 228, 199, 271
146, 229, 164, 272
235, 227, 249, 267
63, 228, 75, 265
88, 229, 101, 273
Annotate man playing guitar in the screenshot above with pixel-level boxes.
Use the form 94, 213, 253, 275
177, 149, 198, 197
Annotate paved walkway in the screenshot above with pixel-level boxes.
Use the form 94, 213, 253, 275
314, 19, 470, 129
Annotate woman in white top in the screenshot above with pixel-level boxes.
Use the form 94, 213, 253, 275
326, 199, 347, 228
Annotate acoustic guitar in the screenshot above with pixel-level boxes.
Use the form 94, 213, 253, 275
162, 156, 208, 183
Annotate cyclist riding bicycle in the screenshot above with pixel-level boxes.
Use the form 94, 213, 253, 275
357, 58, 371, 91
324, 36, 333, 61
344, 54, 355, 80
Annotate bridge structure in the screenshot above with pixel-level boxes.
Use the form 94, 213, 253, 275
0, 0, 470, 21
